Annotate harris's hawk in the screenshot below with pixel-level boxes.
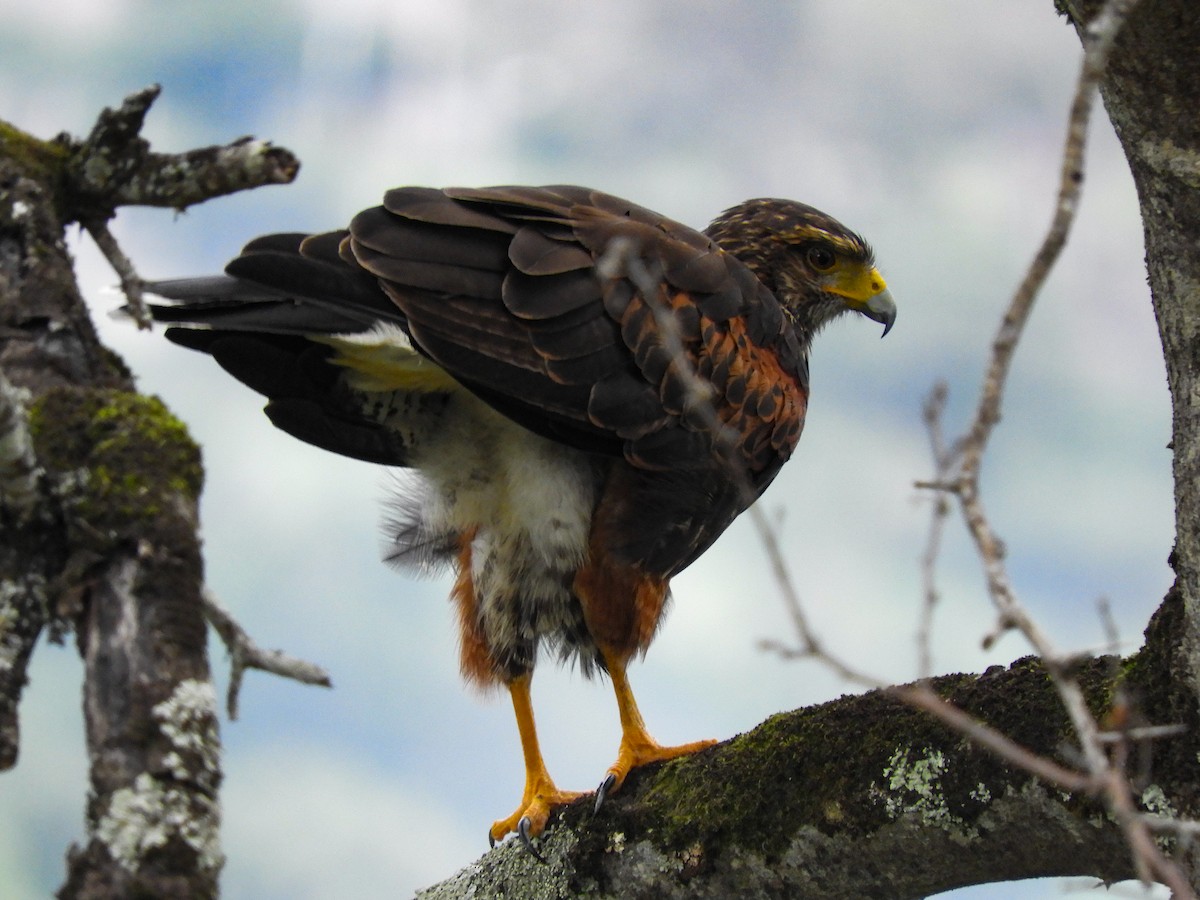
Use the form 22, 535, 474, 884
146, 185, 895, 851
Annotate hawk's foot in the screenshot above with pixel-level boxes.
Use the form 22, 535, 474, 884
488, 776, 585, 854
594, 733, 716, 812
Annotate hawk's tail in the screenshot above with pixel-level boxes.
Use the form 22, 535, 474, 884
144, 231, 428, 467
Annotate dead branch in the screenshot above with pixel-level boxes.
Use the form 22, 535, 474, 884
66, 84, 300, 216
202, 588, 332, 721
0, 87, 304, 895
57, 84, 300, 320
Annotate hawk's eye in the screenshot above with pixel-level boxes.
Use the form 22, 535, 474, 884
806, 245, 836, 271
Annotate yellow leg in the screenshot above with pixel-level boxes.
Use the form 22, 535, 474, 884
598, 649, 716, 804
489, 674, 584, 845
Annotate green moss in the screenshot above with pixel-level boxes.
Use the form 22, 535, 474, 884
0, 120, 69, 198
1120, 589, 1200, 812
98, 346, 135, 384
28, 387, 203, 535
585, 693, 903, 861
575, 656, 1125, 873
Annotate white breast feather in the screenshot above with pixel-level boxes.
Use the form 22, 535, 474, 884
409, 392, 596, 647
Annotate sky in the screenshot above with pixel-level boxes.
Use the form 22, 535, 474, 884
0, 2, 1176, 898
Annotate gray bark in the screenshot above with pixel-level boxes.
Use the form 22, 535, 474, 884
1071, 0, 1200, 694
420, 658, 1148, 899
0, 87, 296, 899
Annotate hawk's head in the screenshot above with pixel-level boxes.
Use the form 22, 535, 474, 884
705, 198, 896, 340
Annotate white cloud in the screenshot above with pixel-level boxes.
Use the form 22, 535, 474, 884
222, 746, 478, 899
0, 0, 133, 44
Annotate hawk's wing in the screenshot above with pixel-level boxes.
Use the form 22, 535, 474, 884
149, 185, 808, 484
350, 185, 809, 477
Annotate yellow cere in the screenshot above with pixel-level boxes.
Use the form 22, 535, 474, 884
828, 264, 888, 304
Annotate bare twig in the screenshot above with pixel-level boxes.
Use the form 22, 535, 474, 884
750, 504, 883, 689
69, 85, 300, 215
201, 588, 332, 720
64, 86, 299, 319
917, 381, 952, 678
1096, 724, 1187, 744
83, 219, 150, 328
927, 0, 1144, 667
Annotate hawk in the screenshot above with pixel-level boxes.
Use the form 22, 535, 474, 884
146, 185, 895, 851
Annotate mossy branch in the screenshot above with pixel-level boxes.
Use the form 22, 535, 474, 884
422, 654, 1190, 898
0, 86, 304, 896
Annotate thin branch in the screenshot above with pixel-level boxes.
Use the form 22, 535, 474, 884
917, 381, 952, 679
64, 86, 299, 319
68, 84, 300, 215
83, 219, 150, 328
957, 0, 1138, 486
1095, 724, 1187, 744
749, 504, 883, 689
201, 588, 332, 720
943, 0, 1142, 663
750, 503, 1104, 798
914, 0, 1140, 761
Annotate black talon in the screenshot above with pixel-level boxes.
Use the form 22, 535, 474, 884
594, 772, 618, 814
517, 816, 546, 864
488, 830, 496, 850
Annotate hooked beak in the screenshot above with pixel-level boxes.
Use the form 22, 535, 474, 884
860, 288, 896, 337
827, 264, 897, 337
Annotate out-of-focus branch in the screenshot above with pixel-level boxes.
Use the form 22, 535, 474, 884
83, 218, 153, 327
946, 0, 1139, 663
202, 589, 332, 721
917, 381, 952, 679
910, 0, 1195, 893
0, 86, 305, 896
45, 84, 300, 325
66, 84, 300, 216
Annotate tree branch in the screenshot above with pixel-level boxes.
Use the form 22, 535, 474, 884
65, 84, 300, 217
202, 588, 332, 721
419, 659, 1145, 899
0, 87, 303, 896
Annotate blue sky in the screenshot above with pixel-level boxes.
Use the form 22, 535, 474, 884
0, 2, 1173, 898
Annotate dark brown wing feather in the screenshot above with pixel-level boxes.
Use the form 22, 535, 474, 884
348, 186, 809, 484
